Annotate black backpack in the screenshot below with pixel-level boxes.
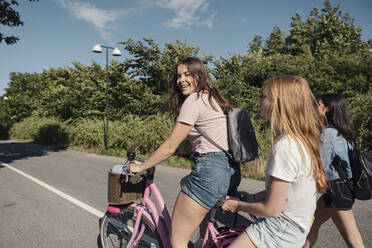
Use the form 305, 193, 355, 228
348, 141, 372, 201
195, 108, 259, 164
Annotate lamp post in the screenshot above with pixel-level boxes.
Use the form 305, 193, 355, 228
92, 44, 121, 150
0, 96, 8, 137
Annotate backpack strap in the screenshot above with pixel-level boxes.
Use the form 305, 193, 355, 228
194, 125, 232, 159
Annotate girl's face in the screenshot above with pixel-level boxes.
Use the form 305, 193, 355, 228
260, 87, 272, 120
318, 99, 328, 117
176, 64, 197, 95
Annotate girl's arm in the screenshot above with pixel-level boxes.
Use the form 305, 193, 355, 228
130, 122, 192, 173
222, 176, 289, 218
320, 130, 334, 169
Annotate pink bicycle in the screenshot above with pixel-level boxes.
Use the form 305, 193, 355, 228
99, 151, 253, 248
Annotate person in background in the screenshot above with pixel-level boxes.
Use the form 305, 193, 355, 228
304, 93, 364, 248
222, 75, 327, 248
130, 56, 241, 248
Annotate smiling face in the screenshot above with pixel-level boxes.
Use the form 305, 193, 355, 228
176, 64, 197, 95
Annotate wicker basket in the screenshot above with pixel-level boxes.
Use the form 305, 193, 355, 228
107, 169, 146, 205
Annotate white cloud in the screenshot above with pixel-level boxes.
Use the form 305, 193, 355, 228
57, 0, 124, 40
56, 0, 215, 40
155, 0, 215, 29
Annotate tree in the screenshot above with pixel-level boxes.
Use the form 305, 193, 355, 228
285, 0, 371, 56
0, 0, 38, 45
249, 34, 264, 53
2, 72, 43, 126
264, 25, 286, 55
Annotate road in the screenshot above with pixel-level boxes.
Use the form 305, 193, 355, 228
0, 140, 371, 247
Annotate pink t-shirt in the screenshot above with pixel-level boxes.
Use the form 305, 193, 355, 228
177, 92, 228, 154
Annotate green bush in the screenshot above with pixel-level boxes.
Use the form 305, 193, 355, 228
109, 114, 174, 154
9, 117, 69, 149
69, 114, 174, 154
348, 91, 372, 150
68, 118, 105, 148
9, 116, 43, 140
34, 123, 69, 149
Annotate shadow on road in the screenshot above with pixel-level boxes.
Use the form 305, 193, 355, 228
0, 141, 59, 164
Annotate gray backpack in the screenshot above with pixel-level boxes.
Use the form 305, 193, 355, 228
195, 108, 258, 164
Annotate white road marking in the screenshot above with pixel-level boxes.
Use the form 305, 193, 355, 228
2, 162, 105, 218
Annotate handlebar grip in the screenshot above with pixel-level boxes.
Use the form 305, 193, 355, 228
127, 151, 136, 161
129, 165, 155, 180
125, 150, 155, 180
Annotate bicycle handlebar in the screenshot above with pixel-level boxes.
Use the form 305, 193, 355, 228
213, 191, 243, 209
122, 151, 155, 180
210, 191, 258, 223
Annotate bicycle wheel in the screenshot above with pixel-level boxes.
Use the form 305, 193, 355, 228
100, 206, 163, 248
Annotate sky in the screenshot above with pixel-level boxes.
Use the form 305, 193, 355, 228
1, 0, 371, 96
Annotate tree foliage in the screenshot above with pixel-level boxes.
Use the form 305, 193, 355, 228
0, 0, 38, 44
249, 34, 264, 53
251, 0, 371, 57
264, 25, 286, 55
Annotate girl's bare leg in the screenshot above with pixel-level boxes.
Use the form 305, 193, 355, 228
304, 197, 331, 248
328, 208, 364, 248
171, 191, 209, 248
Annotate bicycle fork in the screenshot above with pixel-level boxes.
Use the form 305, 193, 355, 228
105, 205, 149, 248
126, 207, 146, 248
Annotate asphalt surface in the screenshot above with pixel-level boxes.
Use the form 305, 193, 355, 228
0, 140, 371, 247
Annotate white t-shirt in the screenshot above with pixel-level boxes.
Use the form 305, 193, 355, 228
265, 135, 317, 232
177, 92, 228, 154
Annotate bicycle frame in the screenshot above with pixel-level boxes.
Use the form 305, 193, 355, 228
107, 179, 172, 248
106, 177, 248, 248
201, 208, 248, 248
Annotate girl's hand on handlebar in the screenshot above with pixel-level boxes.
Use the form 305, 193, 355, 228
129, 162, 145, 175
221, 197, 240, 213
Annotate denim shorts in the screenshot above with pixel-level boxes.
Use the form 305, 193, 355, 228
246, 213, 306, 248
181, 152, 241, 209
323, 179, 354, 210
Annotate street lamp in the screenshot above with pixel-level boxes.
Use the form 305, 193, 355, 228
92, 44, 121, 150
0, 96, 8, 137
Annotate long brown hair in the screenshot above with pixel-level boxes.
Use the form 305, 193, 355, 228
263, 75, 327, 194
318, 93, 354, 140
167, 57, 232, 116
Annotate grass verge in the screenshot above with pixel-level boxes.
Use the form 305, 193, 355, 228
68, 144, 265, 180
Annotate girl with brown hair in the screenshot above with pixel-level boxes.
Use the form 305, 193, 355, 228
130, 57, 241, 248
304, 93, 364, 248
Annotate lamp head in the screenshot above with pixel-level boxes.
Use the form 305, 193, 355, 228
92, 44, 102, 53
112, 48, 121, 56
